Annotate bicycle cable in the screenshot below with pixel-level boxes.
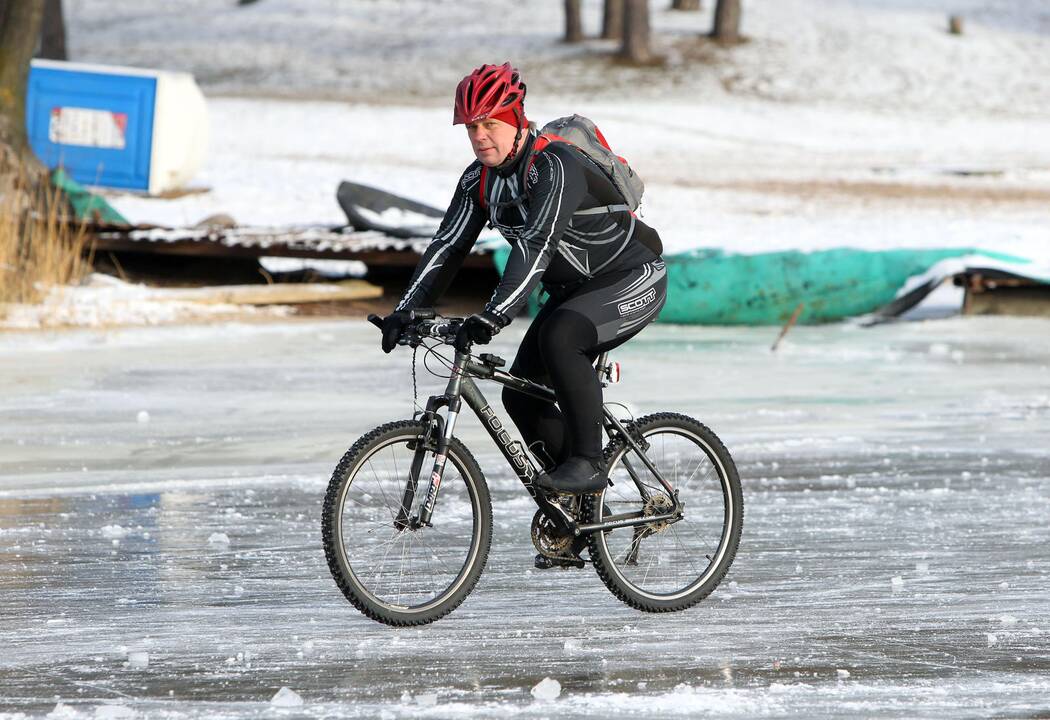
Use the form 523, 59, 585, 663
603, 401, 636, 423
422, 341, 456, 379
411, 345, 421, 419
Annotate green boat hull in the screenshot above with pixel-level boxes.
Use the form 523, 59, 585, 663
491, 245, 1002, 325
660, 247, 980, 325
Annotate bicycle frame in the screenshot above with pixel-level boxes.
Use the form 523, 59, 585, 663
401, 347, 683, 538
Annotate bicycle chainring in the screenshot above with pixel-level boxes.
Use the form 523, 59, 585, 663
531, 508, 575, 558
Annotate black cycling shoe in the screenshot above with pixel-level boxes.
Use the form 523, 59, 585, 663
536, 456, 608, 495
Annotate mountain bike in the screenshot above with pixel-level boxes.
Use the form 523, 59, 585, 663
321, 310, 742, 626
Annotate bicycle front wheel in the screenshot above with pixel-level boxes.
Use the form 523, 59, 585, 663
322, 420, 492, 626
585, 412, 742, 612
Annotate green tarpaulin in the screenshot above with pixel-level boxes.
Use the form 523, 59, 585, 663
491, 244, 1029, 325
51, 168, 128, 226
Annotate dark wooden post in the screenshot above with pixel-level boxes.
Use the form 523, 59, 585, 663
38, 0, 67, 60
672, 0, 701, 10
602, 0, 625, 40
621, 0, 654, 64
565, 0, 584, 43
711, 0, 741, 43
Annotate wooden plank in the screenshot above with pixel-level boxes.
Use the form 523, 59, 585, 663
964, 283, 1050, 317
158, 280, 383, 306
87, 234, 494, 268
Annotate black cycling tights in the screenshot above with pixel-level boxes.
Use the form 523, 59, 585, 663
502, 259, 667, 468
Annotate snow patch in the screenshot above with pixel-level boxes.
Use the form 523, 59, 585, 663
531, 677, 561, 701
270, 687, 304, 708
1, 274, 293, 330
46, 704, 81, 719
126, 651, 149, 669
207, 532, 231, 547
100, 525, 128, 540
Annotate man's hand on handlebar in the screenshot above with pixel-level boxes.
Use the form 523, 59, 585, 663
378, 311, 411, 354
455, 312, 503, 354
368, 309, 465, 351
368, 309, 504, 354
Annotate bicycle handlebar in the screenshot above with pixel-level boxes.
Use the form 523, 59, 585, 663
367, 312, 463, 349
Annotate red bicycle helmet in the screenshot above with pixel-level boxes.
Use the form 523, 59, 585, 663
453, 62, 527, 125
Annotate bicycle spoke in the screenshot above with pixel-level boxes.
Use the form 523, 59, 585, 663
600, 425, 733, 599
365, 457, 400, 524
336, 435, 481, 611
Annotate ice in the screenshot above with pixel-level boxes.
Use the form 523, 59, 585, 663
206, 532, 230, 547
836, 670, 851, 679
531, 677, 561, 702
100, 525, 127, 540
136, 411, 150, 424
1000, 615, 1019, 626
93, 706, 135, 719
46, 704, 80, 719
890, 576, 904, 588
2, 318, 1049, 717
126, 651, 149, 669
269, 687, 303, 708
414, 692, 439, 706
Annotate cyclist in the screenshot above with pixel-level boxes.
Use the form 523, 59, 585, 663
380, 62, 666, 495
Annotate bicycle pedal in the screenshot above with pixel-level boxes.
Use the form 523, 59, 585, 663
534, 553, 586, 570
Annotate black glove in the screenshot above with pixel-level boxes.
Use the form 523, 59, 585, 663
380, 310, 412, 353
455, 312, 503, 353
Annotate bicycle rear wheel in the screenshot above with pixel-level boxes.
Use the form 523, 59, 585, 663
585, 412, 742, 612
322, 420, 492, 626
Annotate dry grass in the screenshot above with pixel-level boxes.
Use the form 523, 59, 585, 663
0, 168, 92, 312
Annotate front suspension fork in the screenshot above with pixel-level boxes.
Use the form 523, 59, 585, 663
411, 398, 461, 528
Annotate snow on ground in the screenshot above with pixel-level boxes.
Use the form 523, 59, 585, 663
64, 0, 1050, 117
56, 0, 1049, 265
0, 274, 292, 330
1, 318, 1048, 717
99, 96, 1050, 264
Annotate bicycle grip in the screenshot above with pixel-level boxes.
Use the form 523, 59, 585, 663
367, 314, 383, 330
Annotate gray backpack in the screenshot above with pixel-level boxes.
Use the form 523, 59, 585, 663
479, 114, 645, 216
537, 114, 645, 214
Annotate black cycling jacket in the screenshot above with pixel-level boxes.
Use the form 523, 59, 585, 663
395, 130, 662, 324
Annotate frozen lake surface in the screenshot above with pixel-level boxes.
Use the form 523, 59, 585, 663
1, 317, 1048, 718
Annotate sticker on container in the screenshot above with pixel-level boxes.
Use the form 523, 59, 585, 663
48, 107, 128, 149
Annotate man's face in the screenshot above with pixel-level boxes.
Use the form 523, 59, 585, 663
466, 118, 519, 167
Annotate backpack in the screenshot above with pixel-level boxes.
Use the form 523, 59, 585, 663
479, 114, 645, 217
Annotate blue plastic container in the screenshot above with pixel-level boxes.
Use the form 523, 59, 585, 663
26, 60, 207, 194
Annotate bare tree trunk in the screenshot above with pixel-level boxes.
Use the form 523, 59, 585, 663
1, 0, 48, 177
711, 0, 742, 42
672, 0, 701, 10
602, 0, 624, 40
564, 0, 584, 43
38, 0, 67, 60
621, 0, 654, 63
